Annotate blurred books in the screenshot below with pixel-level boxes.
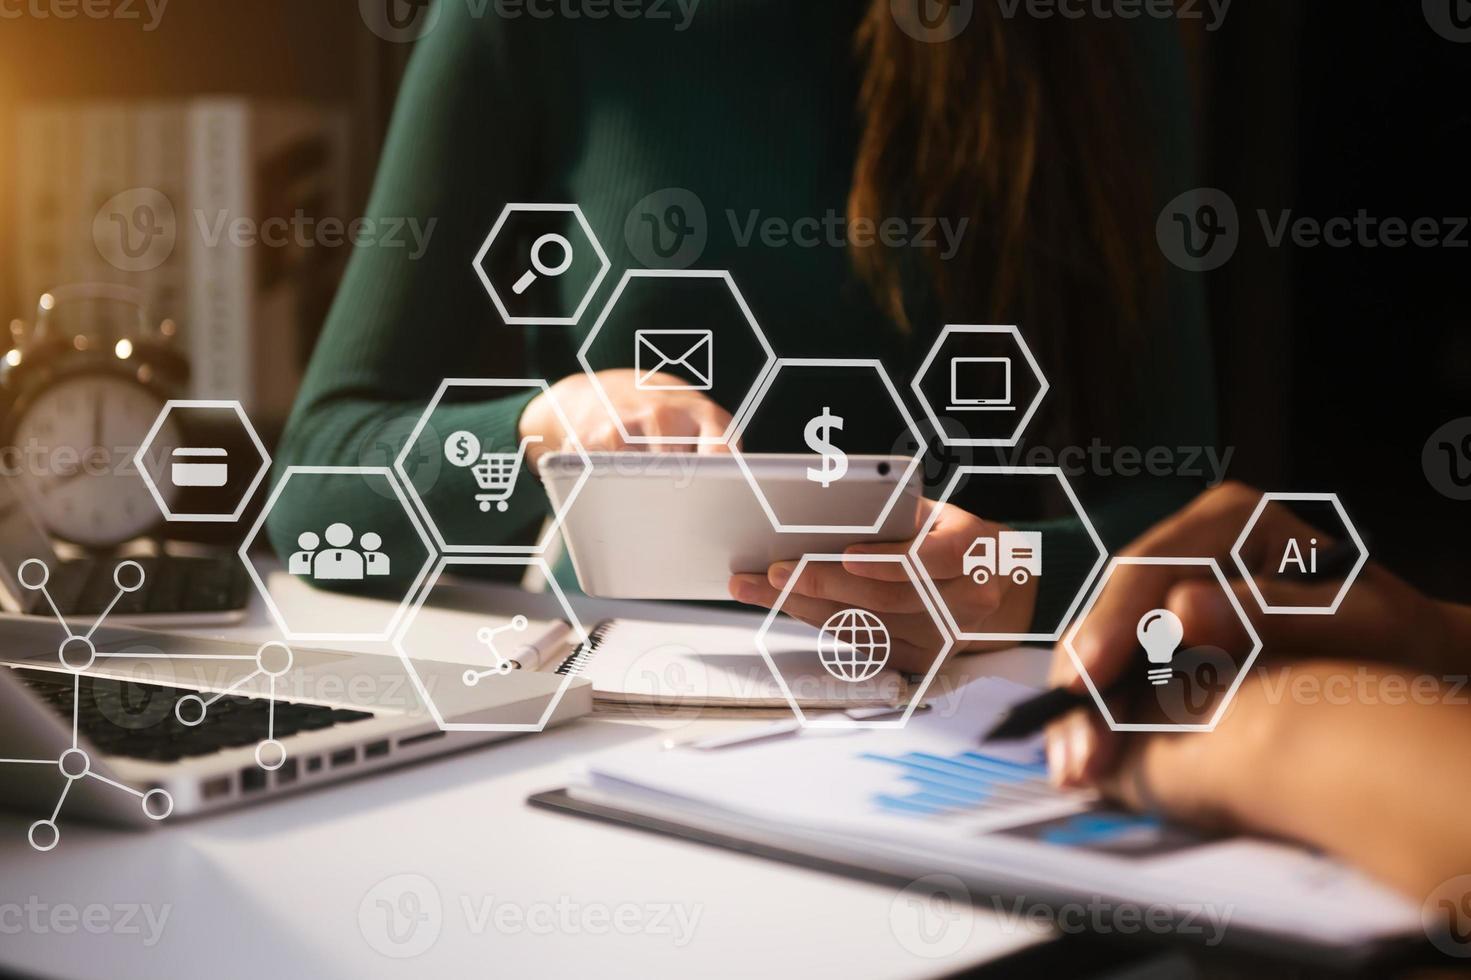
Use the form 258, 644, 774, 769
15, 97, 351, 426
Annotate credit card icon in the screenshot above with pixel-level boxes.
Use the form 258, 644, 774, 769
170, 448, 229, 488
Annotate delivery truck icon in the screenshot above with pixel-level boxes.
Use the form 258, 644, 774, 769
963, 531, 1043, 586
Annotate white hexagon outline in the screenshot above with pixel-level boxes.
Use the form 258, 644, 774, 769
910, 324, 1049, 448
1230, 491, 1369, 616
909, 466, 1106, 643
393, 555, 589, 733
133, 399, 271, 523
395, 378, 592, 555
1063, 556, 1263, 733
576, 269, 776, 447
473, 203, 611, 327
239, 466, 435, 642
730, 359, 926, 534
754, 553, 953, 730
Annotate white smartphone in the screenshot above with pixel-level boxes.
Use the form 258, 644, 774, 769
540, 452, 922, 600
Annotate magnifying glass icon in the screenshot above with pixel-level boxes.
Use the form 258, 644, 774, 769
512, 233, 574, 295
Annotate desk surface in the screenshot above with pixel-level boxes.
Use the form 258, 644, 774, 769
0, 572, 1057, 980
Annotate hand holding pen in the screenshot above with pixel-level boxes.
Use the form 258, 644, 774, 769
981, 482, 1460, 787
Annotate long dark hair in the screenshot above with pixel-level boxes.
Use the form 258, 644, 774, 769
850, 3, 1162, 439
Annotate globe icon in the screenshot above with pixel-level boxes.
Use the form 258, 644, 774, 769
818, 608, 891, 683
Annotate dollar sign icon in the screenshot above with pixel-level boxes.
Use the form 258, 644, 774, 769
444, 431, 481, 468
804, 408, 848, 488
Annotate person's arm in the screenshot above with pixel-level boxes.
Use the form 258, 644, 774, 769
267, 6, 545, 572
1104, 662, 1471, 900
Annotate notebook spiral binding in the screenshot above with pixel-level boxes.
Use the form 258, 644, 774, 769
555, 619, 615, 676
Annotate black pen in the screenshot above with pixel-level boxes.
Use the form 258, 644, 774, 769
980, 538, 1365, 743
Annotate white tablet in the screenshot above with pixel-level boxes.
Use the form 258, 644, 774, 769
540, 452, 922, 600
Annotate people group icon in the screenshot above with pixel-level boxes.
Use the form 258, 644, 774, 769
289, 523, 390, 582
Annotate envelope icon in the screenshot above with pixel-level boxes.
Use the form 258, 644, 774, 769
634, 330, 714, 390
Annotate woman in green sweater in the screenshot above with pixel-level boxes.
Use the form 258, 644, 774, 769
268, 2, 1216, 659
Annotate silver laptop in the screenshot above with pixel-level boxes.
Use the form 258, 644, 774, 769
0, 475, 252, 627
0, 615, 591, 836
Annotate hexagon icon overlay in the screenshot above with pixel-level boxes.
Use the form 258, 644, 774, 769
910, 466, 1105, 643
474, 203, 611, 326
755, 554, 953, 730
395, 556, 589, 733
1064, 557, 1264, 733
911, 324, 1049, 449
240, 467, 434, 642
1231, 492, 1369, 616
731, 359, 925, 534
395, 378, 591, 555
576, 269, 776, 448
134, 400, 271, 523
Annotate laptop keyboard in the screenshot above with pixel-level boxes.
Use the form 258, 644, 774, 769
24, 554, 253, 617
11, 667, 376, 764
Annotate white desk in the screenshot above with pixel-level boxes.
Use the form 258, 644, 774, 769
0, 573, 1060, 980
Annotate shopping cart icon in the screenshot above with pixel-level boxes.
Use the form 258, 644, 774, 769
462, 435, 541, 513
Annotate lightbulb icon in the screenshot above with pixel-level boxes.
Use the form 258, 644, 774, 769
1137, 609, 1184, 686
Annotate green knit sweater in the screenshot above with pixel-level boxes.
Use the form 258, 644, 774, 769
267, 3, 1216, 630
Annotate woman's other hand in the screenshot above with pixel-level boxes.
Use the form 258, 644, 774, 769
729, 500, 1039, 673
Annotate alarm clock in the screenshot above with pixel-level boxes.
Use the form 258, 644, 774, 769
1, 284, 189, 548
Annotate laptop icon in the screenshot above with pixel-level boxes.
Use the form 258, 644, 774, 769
948, 357, 1015, 412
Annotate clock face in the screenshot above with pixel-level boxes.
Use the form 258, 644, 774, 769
9, 375, 179, 547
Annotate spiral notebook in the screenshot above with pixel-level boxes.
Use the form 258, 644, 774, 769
524, 618, 911, 711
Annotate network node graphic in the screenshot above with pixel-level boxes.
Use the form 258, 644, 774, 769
2, 559, 293, 850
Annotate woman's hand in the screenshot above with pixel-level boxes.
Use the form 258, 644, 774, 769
1046, 481, 1467, 786
1095, 661, 1471, 900
519, 369, 733, 469
728, 499, 1039, 673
